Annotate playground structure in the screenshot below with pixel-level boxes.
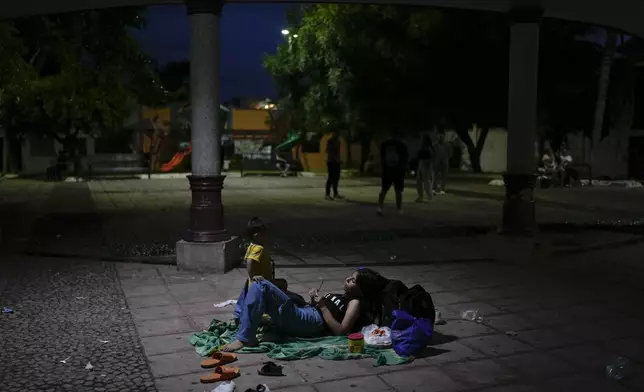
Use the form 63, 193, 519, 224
160, 143, 192, 172
157, 128, 302, 174
275, 131, 303, 153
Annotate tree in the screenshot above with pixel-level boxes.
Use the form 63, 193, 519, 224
426, 10, 509, 172
265, 5, 509, 172
0, 24, 33, 171
592, 28, 619, 147
538, 21, 600, 151
158, 60, 190, 100
266, 5, 440, 169
0, 8, 165, 174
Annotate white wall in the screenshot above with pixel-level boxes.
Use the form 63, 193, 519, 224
403, 127, 507, 173
446, 127, 508, 173
478, 128, 508, 173
21, 136, 57, 175
567, 130, 630, 179
21, 135, 96, 175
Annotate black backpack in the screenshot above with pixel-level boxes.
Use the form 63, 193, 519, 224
379, 280, 436, 327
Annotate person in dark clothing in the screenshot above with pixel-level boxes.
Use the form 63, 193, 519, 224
325, 132, 342, 200
377, 135, 409, 215
415, 134, 434, 202
433, 133, 450, 195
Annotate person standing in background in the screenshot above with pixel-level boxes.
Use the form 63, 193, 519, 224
325, 132, 342, 200
415, 134, 434, 202
433, 133, 450, 195
377, 134, 409, 215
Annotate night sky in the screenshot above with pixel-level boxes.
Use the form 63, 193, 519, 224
132, 4, 290, 101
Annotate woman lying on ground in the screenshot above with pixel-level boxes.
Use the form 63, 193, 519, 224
222, 268, 387, 352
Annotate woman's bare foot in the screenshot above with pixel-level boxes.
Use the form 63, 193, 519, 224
222, 340, 245, 352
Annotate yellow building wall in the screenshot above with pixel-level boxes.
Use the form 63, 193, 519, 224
232, 109, 270, 131
292, 133, 379, 172
141, 107, 171, 123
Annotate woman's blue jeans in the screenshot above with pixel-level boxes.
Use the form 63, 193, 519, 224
235, 280, 325, 344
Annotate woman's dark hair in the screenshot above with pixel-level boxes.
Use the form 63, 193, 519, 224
355, 268, 388, 299
354, 268, 389, 326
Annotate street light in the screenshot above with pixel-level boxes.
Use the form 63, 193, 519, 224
281, 29, 289, 36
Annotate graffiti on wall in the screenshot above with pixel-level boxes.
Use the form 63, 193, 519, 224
234, 139, 271, 159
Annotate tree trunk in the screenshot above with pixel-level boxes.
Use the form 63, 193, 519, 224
606, 63, 635, 178
474, 126, 490, 173
592, 28, 619, 147
453, 125, 489, 173
467, 145, 482, 172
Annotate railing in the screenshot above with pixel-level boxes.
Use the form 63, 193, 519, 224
235, 152, 301, 177
87, 154, 151, 180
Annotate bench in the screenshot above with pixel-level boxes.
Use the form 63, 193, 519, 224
88, 154, 151, 180
537, 162, 592, 188
238, 153, 303, 177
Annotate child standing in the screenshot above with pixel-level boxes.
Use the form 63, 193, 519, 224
233, 217, 288, 324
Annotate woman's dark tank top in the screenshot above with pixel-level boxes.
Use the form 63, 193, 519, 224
321, 293, 349, 322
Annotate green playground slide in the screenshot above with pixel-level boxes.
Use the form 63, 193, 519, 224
275, 132, 302, 152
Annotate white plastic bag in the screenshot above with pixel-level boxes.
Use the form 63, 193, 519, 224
212, 380, 236, 392
361, 324, 392, 348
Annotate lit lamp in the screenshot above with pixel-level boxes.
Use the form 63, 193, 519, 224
281, 29, 289, 36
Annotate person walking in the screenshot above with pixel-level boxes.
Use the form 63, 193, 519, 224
325, 132, 342, 200
433, 133, 450, 195
415, 134, 434, 202
377, 134, 409, 215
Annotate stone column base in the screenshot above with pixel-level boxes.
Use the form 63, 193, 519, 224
186, 175, 228, 242
501, 173, 537, 236
176, 237, 242, 274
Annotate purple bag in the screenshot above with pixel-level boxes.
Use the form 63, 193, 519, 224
390, 309, 433, 357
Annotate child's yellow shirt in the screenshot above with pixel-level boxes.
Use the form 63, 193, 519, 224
244, 243, 275, 284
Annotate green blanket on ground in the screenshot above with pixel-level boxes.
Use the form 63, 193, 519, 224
189, 319, 412, 367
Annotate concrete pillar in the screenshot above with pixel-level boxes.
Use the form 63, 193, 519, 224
502, 7, 542, 235
176, 0, 241, 273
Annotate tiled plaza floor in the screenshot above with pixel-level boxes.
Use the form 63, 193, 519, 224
120, 239, 644, 392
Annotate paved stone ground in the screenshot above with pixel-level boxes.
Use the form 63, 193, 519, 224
442, 180, 644, 216
0, 182, 156, 392
0, 256, 156, 392
1, 177, 644, 392
88, 177, 641, 259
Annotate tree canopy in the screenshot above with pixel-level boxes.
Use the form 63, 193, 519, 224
0, 8, 166, 164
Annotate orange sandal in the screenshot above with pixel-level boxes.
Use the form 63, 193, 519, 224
199, 366, 241, 383
200, 352, 238, 368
